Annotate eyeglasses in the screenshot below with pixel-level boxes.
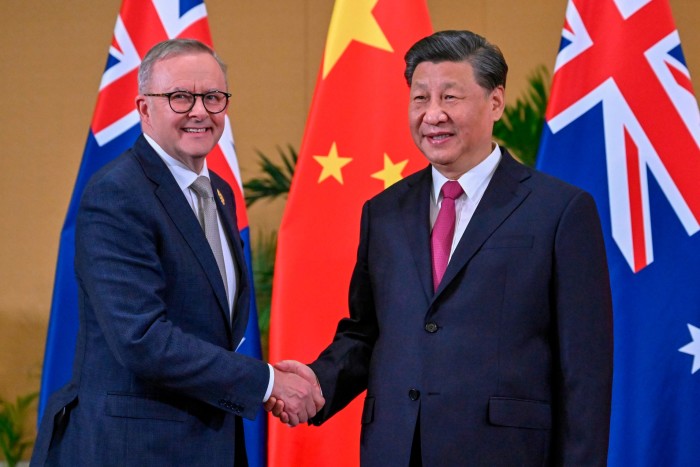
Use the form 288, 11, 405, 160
144, 90, 231, 114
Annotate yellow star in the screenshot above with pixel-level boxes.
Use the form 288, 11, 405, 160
313, 142, 353, 184
322, 0, 393, 79
371, 153, 409, 189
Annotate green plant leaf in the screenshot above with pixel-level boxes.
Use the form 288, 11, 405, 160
243, 145, 298, 206
493, 65, 550, 167
251, 230, 278, 361
0, 391, 38, 465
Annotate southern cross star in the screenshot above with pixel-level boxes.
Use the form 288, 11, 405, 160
679, 323, 700, 374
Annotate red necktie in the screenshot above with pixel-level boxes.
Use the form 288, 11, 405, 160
431, 181, 464, 291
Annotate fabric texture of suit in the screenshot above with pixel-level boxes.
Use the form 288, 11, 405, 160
32, 135, 268, 466
309, 149, 613, 467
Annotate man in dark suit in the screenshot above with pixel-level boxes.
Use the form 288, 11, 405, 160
270, 30, 613, 466
32, 39, 323, 466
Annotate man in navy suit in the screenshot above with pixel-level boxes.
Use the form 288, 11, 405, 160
270, 30, 613, 466
32, 39, 323, 466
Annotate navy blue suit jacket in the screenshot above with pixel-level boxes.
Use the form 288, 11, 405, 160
32, 135, 268, 466
309, 150, 613, 466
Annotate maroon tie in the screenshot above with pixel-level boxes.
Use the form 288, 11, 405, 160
431, 181, 464, 291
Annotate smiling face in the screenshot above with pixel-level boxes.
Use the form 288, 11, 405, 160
136, 52, 227, 173
408, 60, 505, 179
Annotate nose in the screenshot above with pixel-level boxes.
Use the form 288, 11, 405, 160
188, 95, 209, 117
423, 101, 447, 125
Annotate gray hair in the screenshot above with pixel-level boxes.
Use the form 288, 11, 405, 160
404, 30, 508, 92
138, 38, 227, 93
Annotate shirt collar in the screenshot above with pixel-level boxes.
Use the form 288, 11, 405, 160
143, 133, 210, 191
431, 144, 502, 202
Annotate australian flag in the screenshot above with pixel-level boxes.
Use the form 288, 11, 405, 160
38, 1, 267, 466
537, 0, 700, 465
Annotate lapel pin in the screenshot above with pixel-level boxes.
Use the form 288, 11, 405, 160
217, 189, 225, 205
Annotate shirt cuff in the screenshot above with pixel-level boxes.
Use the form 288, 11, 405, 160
263, 363, 274, 402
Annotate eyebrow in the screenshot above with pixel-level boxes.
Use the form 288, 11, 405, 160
169, 88, 226, 93
411, 81, 461, 90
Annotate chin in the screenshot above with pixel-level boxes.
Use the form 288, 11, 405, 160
424, 152, 457, 167
185, 142, 216, 155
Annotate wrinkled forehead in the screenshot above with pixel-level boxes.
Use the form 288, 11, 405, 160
149, 53, 227, 89
410, 60, 476, 87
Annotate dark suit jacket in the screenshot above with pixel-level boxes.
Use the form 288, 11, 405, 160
32, 135, 268, 466
309, 149, 613, 467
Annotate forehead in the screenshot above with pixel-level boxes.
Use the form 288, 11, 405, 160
151, 53, 226, 87
410, 60, 476, 88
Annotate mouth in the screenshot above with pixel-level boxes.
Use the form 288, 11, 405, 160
183, 128, 209, 134
424, 131, 453, 143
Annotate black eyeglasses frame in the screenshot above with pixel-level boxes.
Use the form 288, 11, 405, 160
144, 90, 232, 114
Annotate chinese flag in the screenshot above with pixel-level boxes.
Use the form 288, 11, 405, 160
268, 0, 432, 466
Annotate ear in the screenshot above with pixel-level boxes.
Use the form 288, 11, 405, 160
490, 85, 506, 121
135, 94, 151, 125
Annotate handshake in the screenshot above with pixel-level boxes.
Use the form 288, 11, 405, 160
266, 360, 325, 427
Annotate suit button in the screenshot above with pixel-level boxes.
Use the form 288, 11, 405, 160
408, 389, 420, 401
219, 399, 234, 409
425, 322, 438, 333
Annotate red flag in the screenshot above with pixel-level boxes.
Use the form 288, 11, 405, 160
269, 1, 432, 465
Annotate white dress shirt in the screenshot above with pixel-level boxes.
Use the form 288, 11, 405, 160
430, 144, 502, 261
144, 135, 238, 313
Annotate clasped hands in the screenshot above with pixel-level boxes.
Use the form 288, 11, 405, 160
266, 360, 324, 427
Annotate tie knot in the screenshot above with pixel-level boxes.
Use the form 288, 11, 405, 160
190, 176, 214, 199
441, 180, 463, 201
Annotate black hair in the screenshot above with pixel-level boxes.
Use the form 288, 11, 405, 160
404, 30, 508, 91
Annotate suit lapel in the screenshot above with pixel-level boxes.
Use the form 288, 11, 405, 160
210, 172, 250, 345
434, 150, 532, 298
133, 136, 232, 331
399, 167, 434, 301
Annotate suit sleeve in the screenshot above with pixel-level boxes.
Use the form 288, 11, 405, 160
309, 201, 378, 423
75, 172, 269, 420
552, 191, 613, 465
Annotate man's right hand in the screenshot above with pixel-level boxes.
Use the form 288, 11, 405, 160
269, 361, 324, 426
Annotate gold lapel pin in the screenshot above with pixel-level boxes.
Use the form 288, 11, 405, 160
217, 189, 225, 206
